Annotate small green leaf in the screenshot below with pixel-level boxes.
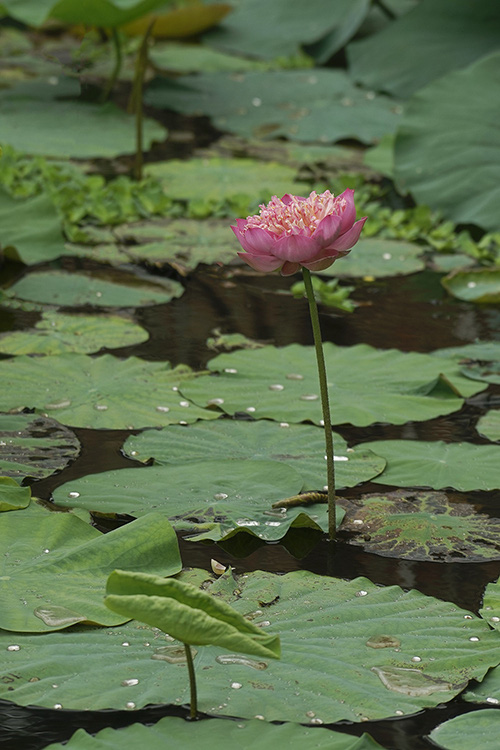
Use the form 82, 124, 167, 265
442, 268, 500, 303
105, 569, 281, 659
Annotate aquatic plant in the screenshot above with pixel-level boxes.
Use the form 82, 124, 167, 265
231, 189, 366, 538
104, 569, 281, 718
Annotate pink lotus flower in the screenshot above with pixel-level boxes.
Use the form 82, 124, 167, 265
231, 189, 366, 276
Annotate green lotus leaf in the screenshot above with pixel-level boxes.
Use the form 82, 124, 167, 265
348, 0, 500, 98
0, 413, 80, 481
105, 570, 281, 659
0, 78, 166, 159
150, 41, 271, 74
145, 157, 309, 205
320, 238, 425, 278
0, 354, 218, 429
51, 459, 307, 541
340, 490, 500, 562
0, 189, 65, 265
0, 311, 149, 355
477, 411, 500, 442
180, 343, 485, 427
428, 254, 476, 274
461, 363, 500, 386
441, 268, 500, 304
123, 420, 386, 490
429, 709, 500, 750
0, 476, 31, 511
431, 341, 500, 363
8, 269, 183, 308
203, 0, 369, 61
361, 440, 500, 491
43, 717, 385, 750
0, 510, 181, 632
1, 570, 499, 720
145, 70, 402, 145
394, 52, 500, 232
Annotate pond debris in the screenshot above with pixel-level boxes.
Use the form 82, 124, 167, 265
33, 605, 86, 627
210, 559, 227, 576
371, 666, 462, 697
271, 491, 326, 508
365, 635, 401, 649
216, 655, 268, 670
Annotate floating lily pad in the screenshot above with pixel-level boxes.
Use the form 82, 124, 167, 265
145, 157, 309, 204
340, 490, 500, 562
0, 189, 66, 265
145, 70, 402, 145
180, 343, 485, 428
112, 218, 238, 271
0, 312, 149, 355
0, 77, 166, 159
8, 270, 184, 308
429, 709, 500, 750
1, 569, 499, 722
360, 440, 500, 491
123, 420, 386, 490
0, 509, 181, 632
441, 268, 500, 303
44, 717, 385, 750
394, 52, 500, 232
0, 413, 80, 481
0, 354, 218, 429
477, 411, 500, 442
431, 341, 500, 363
52, 459, 311, 541
428, 254, 476, 274
320, 238, 425, 278
462, 362, 500, 386
0, 476, 31, 511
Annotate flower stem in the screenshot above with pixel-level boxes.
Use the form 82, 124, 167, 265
128, 19, 156, 181
302, 268, 336, 540
100, 28, 123, 104
184, 642, 198, 719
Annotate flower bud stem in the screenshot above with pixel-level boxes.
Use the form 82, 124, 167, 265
184, 642, 198, 719
302, 268, 336, 540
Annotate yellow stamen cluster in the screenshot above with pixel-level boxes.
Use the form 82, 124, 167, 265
245, 191, 344, 237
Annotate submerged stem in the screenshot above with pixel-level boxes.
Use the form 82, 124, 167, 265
302, 267, 336, 540
184, 642, 198, 719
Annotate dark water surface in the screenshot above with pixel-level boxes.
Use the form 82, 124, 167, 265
1, 264, 500, 750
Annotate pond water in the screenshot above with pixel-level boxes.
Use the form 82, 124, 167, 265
1, 261, 499, 749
